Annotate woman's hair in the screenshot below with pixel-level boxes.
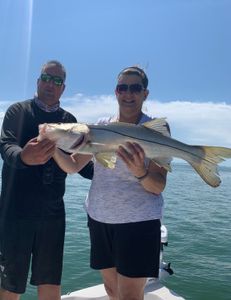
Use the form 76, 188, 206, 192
117, 66, 148, 89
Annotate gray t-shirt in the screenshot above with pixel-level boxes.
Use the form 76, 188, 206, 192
85, 113, 169, 224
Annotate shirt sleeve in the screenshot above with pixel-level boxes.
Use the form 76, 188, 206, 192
78, 160, 94, 180
0, 103, 28, 169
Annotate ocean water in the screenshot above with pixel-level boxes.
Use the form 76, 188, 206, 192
0, 161, 230, 300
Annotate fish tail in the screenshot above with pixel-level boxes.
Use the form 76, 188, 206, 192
188, 146, 231, 188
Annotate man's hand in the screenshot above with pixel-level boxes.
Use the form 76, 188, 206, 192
20, 137, 56, 165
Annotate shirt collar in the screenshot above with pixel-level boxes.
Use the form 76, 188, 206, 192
112, 112, 144, 124
34, 97, 60, 112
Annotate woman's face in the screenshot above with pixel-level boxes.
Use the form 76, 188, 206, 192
115, 74, 149, 117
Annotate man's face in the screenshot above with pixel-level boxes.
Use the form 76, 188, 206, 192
37, 64, 65, 106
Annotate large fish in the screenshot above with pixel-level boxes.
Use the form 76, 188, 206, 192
38, 118, 231, 187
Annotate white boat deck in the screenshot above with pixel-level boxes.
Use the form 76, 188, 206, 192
61, 280, 185, 300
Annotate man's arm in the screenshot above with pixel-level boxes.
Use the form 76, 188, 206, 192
0, 103, 55, 168
0, 104, 28, 168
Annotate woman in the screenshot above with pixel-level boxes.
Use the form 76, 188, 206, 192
54, 66, 170, 300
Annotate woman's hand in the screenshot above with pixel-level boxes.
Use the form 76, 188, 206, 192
117, 141, 167, 194
116, 142, 147, 178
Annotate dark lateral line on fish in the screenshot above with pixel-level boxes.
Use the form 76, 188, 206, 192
91, 127, 214, 164
91, 127, 165, 144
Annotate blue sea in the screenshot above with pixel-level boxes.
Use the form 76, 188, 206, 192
0, 161, 230, 300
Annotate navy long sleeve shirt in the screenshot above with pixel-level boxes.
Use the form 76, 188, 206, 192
0, 99, 93, 220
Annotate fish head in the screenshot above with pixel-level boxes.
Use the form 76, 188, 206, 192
38, 123, 90, 153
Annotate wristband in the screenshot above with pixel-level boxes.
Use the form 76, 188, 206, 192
135, 169, 149, 181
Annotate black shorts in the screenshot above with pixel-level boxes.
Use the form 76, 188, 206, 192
88, 215, 161, 278
0, 217, 65, 294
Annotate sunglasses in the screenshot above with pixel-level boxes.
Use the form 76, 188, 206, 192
40, 73, 64, 87
116, 83, 145, 94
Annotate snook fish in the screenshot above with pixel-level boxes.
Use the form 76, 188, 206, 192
38, 118, 231, 187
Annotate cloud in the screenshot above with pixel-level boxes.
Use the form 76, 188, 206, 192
62, 93, 118, 123
0, 94, 231, 166
61, 94, 231, 147
144, 100, 231, 146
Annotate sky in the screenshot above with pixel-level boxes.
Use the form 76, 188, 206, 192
0, 0, 231, 166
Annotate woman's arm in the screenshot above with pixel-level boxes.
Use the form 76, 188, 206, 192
116, 142, 167, 194
138, 160, 167, 194
53, 148, 92, 174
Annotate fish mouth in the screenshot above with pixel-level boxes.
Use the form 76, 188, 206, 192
70, 134, 85, 150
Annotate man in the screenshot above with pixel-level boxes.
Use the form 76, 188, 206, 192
0, 60, 93, 300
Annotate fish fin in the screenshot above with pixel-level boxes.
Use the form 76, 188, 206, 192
188, 146, 231, 187
151, 158, 172, 172
141, 118, 170, 137
37, 123, 48, 141
95, 153, 117, 169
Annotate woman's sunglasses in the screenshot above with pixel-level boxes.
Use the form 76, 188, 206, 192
116, 83, 145, 94
40, 73, 64, 87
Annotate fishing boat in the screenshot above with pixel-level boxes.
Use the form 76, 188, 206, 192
61, 225, 185, 300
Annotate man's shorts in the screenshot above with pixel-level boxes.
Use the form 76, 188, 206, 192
88, 215, 161, 278
0, 217, 65, 294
